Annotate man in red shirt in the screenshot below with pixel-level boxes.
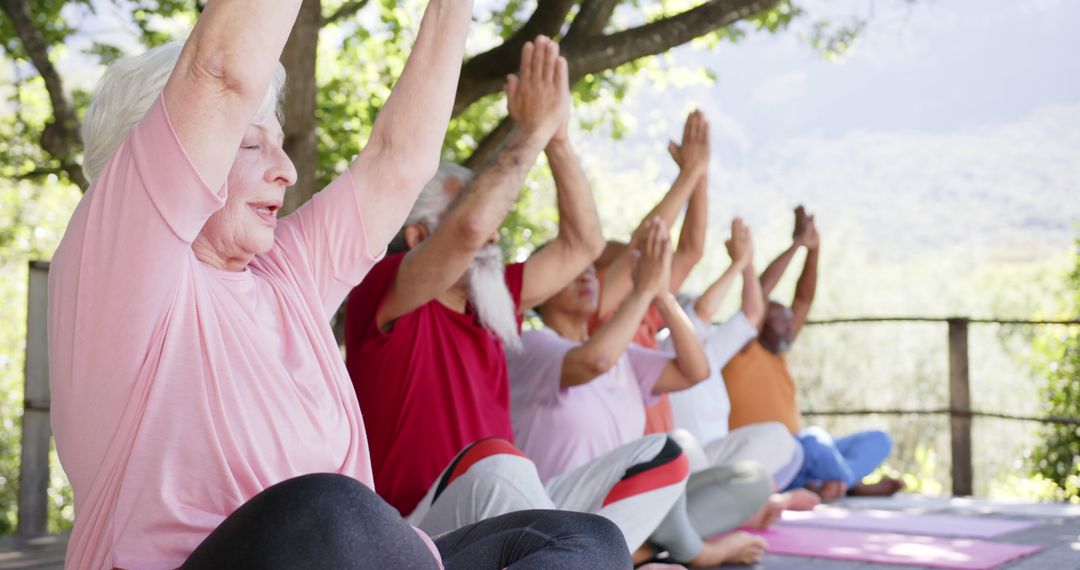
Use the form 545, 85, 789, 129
345, 37, 690, 557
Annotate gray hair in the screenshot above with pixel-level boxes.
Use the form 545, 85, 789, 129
388, 162, 474, 253
81, 40, 287, 183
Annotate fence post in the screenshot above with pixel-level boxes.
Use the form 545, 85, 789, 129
948, 318, 973, 496
18, 261, 51, 536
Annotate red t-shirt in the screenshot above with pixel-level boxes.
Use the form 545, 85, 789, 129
345, 252, 525, 516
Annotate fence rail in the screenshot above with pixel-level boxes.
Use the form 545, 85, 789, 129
15, 261, 1080, 535
802, 316, 1080, 497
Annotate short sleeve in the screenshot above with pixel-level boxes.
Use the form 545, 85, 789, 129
705, 311, 758, 368
344, 254, 406, 352
274, 170, 386, 315
625, 343, 674, 404
506, 329, 575, 409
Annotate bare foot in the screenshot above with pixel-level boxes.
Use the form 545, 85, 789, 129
779, 488, 821, 511
805, 480, 848, 501
849, 476, 905, 496
688, 531, 768, 567
742, 493, 785, 529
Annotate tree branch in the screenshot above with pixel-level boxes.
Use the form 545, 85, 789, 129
460, 0, 779, 165
561, 0, 619, 48
567, 0, 779, 78
323, 0, 370, 25
455, 0, 778, 116
0, 0, 88, 190
454, 0, 577, 115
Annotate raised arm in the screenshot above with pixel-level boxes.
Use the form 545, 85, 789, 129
163, 0, 304, 190
759, 205, 813, 298
560, 219, 667, 388
694, 218, 752, 323
667, 117, 710, 293
651, 292, 710, 394
376, 37, 565, 330
791, 220, 819, 338
595, 111, 710, 319
349, 0, 474, 254
519, 102, 605, 311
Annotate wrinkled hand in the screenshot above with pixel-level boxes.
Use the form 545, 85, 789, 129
506, 35, 570, 145
631, 217, 673, 298
724, 217, 754, 269
667, 110, 710, 174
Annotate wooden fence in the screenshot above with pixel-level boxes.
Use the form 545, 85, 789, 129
14, 261, 1080, 535
800, 316, 1080, 497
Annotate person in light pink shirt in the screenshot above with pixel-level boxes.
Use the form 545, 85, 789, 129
508, 220, 774, 568
48, 1, 628, 568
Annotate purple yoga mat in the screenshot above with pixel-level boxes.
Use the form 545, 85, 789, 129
779, 507, 1037, 538
738, 526, 1041, 570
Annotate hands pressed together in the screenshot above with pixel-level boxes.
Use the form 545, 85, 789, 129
630, 216, 674, 299
506, 35, 571, 147
725, 217, 754, 270
668, 109, 710, 175
793, 205, 820, 250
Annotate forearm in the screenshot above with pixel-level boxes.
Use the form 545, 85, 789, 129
655, 293, 709, 382
694, 261, 741, 323
741, 261, 765, 327
446, 127, 547, 246
581, 290, 653, 369
546, 139, 604, 257
360, 0, 472, 185
759, 243, 799, 298
794, 246, 819, 305
670, 176, 707, 292
639, 165, 704, 233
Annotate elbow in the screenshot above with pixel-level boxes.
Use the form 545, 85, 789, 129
678, 243, 705, 267
583, 230, 606, 261
582, 354, 615, 379
686, 362, 710, 384
454, 216, 496, 252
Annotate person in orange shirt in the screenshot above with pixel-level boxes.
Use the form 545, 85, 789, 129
724, 207, 904, 500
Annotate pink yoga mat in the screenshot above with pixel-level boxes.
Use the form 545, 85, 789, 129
779, 507, 1037, 538
737, 526, 1041, 569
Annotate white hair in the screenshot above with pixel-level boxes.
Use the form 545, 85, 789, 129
467, 244, 521, 351
81, 40, 286, 183
389, 162, 474, 252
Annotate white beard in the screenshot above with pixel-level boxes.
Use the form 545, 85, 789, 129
466, 244, 522, 351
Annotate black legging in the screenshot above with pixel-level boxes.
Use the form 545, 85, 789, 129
182, 473, 631, 569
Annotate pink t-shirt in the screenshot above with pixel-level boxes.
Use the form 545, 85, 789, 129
48, 95, 439, 569
506, 328, 671, 482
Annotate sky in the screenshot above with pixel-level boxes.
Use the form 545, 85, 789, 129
17, 0, 1080, 310
576, 0, 1080, 271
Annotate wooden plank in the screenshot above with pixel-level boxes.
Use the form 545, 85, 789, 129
948, 318, 973, 497
18, 262, 51, 537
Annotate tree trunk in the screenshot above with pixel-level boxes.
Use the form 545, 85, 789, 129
281, 0, 322, 215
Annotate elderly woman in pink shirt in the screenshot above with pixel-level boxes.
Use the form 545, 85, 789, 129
48, 0, 628, 568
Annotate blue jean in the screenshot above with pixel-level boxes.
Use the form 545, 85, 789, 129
784, 427, 892, 490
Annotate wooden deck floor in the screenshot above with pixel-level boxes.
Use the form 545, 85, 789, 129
2, 495, 1077, 569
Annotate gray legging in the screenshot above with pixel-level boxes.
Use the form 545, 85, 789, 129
648, 461, 772, 563
181, 473, 631, 569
